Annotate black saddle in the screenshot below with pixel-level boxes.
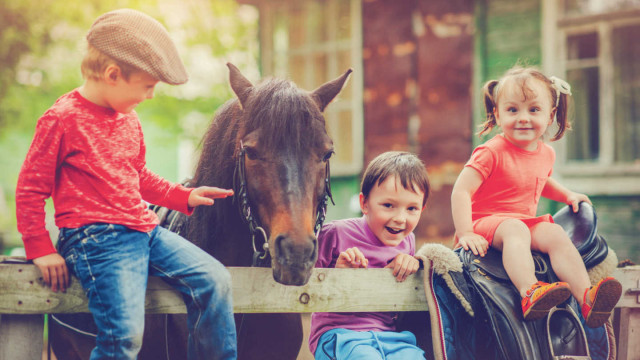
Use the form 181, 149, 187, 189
460, 202, 610, 360
552, 202, 608, 268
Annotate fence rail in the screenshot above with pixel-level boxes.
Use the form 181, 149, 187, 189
1, 257, 639, 359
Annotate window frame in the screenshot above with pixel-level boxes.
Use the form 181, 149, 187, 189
542, 0, 640, 195
256, 0, 364, 176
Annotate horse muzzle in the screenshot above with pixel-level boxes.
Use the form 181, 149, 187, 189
271, 234, 317, 286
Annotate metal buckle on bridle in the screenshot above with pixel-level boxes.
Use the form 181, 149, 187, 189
251, 226, 269, 258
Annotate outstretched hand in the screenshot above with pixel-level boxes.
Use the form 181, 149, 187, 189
188, 186, 234, 208
33, 253, 69, 293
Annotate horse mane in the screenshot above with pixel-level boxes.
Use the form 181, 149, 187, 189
187, 76, 327, 255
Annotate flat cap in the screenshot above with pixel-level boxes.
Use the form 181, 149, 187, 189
87, 9, 188, 85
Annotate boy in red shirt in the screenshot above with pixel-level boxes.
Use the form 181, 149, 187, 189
16, 9, 236, 359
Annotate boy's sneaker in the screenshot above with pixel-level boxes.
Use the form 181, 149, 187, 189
521, 281, 572, 321
582, 277, 622, 328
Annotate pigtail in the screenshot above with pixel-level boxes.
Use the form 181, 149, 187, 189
551, 92, 571, 141
478, 80, 499, 136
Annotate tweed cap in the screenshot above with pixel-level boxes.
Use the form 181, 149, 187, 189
86, 9, 188, 85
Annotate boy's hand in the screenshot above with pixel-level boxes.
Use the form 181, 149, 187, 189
188, 186, 234, 208
385, 253, 419, 282
336, 247, 368, 269
32, 253, 69, 293
457, 232, 489, 257
566, 192, 592, 213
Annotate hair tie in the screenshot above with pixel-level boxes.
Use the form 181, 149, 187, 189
550, 76, 572, 106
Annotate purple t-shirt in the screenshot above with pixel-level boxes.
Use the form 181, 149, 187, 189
308, 216, 416, 354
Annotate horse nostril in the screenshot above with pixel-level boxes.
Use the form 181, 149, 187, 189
274, 234, 286, 258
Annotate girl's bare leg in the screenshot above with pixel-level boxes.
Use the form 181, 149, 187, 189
492, 219, 538, 297
530, 222, 591, 304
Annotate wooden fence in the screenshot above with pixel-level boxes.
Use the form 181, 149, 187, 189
1, 257, 639, 359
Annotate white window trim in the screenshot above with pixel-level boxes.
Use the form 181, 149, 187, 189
542, 0, 640, 195
258, 0, 364, 177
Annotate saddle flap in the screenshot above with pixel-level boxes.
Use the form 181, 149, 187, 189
461, 249, 549, 283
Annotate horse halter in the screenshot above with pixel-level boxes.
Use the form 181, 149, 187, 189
233, 141, 334, 267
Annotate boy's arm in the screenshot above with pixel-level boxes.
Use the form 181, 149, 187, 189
16, 112, 63, 259
139, 167, 233, 213
451, 167, 488, 256
138, 167, 194, 214
542, 177, 591, 213
16, 111, 70, 292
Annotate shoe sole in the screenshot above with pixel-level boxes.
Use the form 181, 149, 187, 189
523, 286, 572, 321
585, 279, 623, 328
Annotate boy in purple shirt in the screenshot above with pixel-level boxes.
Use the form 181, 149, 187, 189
310, 151, 430, 360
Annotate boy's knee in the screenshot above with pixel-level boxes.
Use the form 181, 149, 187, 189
97, 331, 143, 358
202, 262, 232, 295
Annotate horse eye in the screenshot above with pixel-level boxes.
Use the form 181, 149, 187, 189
322, 151, 334, 162
245, 147, 258, 160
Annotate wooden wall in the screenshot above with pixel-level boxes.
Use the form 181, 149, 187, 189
362, 0, 474, 245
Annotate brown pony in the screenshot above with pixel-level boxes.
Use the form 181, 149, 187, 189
49, 63, 352, 360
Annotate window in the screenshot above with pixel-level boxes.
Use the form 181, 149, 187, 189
542, 0, 640, 194
254, 0, 363, 175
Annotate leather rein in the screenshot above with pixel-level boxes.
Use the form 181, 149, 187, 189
233, 141, 334, 267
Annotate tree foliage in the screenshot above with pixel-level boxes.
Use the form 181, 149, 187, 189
0, 0, 259, 250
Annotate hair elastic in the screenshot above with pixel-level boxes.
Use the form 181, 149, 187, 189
549, 76, 572, 106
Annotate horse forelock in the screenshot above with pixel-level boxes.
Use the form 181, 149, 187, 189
243, 79, 327, 152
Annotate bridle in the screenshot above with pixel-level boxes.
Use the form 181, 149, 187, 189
233, 141, 334, 267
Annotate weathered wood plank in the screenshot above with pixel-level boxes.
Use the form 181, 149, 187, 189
0, 261, 427, 314
1, 258, 638, 315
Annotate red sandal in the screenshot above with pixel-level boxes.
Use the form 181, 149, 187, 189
582, 277, 622, 328
521, 281, 571, 321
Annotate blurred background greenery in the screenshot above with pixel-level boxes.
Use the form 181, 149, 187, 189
0, 0, 259, 253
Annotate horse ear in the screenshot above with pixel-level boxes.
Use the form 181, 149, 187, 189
311, 68, 353, 112
227, 63, 254, 108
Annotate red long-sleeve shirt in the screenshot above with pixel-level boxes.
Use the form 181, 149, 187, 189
16, 89, 193, 259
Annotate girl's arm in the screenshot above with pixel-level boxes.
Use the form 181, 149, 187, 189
542, 177, 592, 213
451, 167, 489, 256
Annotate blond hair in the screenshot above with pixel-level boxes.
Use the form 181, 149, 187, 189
479, 66, 571, 141
80, 44, 139, 82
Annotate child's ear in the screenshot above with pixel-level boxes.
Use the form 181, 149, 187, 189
359, 193, 368, 214
549, 107, 557, 125
104, 64, 121, 84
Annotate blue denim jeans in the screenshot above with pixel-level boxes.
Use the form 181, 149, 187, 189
58, 223, 237, 360
315, 328, 425, 360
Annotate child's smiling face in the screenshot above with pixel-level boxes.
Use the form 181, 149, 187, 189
360, 175, 425, 247
494, 77, 556, 151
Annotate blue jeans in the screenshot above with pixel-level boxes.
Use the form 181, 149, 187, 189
315, 328, 425, 360
58, 223, 237, 360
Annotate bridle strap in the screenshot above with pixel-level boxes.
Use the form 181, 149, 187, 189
233, 142, 333, 267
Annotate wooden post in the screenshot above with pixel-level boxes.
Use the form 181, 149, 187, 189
614, 266, 640, 360
0, 314, 44, 360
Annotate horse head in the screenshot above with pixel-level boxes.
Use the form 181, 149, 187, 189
228, 63, 351, 285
